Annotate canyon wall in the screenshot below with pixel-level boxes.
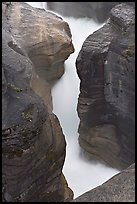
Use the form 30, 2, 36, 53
2, 2, 135, 202
76, 3, 135, 170
2, 2, 73, 202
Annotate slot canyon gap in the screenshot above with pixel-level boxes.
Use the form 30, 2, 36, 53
26, 2, 120, 198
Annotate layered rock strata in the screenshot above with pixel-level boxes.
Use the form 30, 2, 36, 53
2, 2, 73, 202
72, 163, 135, 202
76, 3, 135, 170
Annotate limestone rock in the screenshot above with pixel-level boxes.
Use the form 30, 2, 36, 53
76, 3, 135, 170
5, 2, 74, 82
2, 3, 73, 202
72, 163, 135, 202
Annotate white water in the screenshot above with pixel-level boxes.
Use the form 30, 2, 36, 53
26, 2, 120, 199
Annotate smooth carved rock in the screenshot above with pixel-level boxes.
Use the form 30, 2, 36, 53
2, 3, 73, 202
6, 2, 74, 82
72, 163, 135, 202
76, 3, 135, 170
30, 70, 53, 112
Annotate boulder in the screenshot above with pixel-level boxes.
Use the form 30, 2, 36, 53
76, 3, 135, 170
2, 3, 73, 202
72, 163, 135, 202
6, 2, 74, 82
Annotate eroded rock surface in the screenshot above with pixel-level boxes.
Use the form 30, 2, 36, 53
76, 3, 135, 170
72, 163, 135, 202
6, 2, 74, 82
2, 2, 73, 202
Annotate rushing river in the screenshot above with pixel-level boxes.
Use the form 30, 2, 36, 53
26, 2, 120, 198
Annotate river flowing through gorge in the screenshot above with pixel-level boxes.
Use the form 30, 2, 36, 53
26, 2, 120, 198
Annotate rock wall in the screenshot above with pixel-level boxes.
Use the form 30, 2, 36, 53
76, 3, 135, 170
2, 2, 73, 202
72, 163, 135, 202
47, 2, 120, 23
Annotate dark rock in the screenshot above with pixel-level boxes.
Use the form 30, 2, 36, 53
72, 163, 135, 202
76, 3, 135, 170
47, 2, 120, 23
2, 2, 73, 202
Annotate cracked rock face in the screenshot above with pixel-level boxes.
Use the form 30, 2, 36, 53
2, 2, 73, 202
76, 3, 135, 170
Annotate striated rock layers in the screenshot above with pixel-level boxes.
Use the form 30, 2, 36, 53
2, 2, 73, 202
76, 3, 135, 170
72, 163, 135, 202
47, 2, 120, 23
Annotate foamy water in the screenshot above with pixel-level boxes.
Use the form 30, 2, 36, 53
26, 2, 120, 198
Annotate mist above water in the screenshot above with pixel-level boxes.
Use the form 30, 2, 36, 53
51, 16, 120, 198
26, 2, 120, 199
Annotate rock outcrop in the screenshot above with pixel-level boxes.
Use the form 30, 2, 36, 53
2, 2, 73, 202
76, 3, 135, 170
47, 2, 120, 23
72, 163, 135, 202
5, 2, 74, 82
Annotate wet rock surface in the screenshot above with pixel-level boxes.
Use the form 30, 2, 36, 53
2, 2, 73, 202
76, 3, 135, 170
72, 163, 135, 202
